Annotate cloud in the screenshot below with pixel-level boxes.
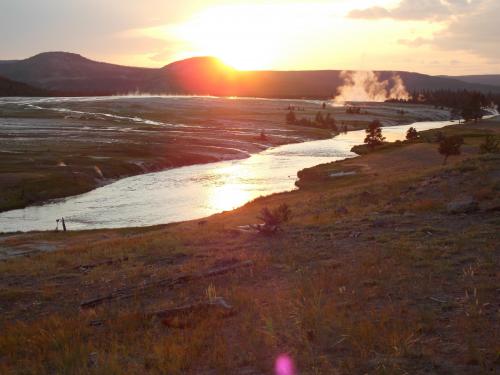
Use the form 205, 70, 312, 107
351, 0, 500, 62
398, 37, 431, 47
348, 0, 476, 21
348, 6, 390, 19
431, 0, 500, 61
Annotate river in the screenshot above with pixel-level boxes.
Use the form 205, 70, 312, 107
0, 118, 464, 233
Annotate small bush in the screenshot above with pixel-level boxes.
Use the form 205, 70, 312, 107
438, 135, 463, 164
479, 135, 500, 154
256, 204, 292, 235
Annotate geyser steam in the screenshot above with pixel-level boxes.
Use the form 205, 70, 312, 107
334, 71, 410, 104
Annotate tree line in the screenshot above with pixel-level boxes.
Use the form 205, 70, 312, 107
286, 109, 339, 131
387, 89, 500, 122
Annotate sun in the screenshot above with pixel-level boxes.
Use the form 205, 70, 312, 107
168, 4, 304, 71
139, 3, 343, 71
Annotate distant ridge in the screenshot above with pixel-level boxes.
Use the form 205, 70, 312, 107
0, 75, 50, 96
0, 52, 156, 95
1, 52, 500, 97
442, 74, 500, 87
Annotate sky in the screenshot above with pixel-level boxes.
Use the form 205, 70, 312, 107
0, 0, 499, 75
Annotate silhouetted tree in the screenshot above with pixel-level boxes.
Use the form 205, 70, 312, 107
364, 119, 385, 150
386, 88, 500, 118
439, 135, 463, 164
462, 92, 483, 122
406, 127, 419, 141
286, 110, 296, 125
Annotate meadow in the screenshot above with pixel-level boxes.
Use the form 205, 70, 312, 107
0, 116, 498, 374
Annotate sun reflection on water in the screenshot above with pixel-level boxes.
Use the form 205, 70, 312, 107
205, 162, 262, 212
208, 184, 252, 212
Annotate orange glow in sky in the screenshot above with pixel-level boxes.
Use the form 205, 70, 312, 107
1, 1, 498, 75
134, 1, 450, 72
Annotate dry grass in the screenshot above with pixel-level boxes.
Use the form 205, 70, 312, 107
0, 118, 499, 374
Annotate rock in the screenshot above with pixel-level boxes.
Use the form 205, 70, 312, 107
447, 197, 479, 214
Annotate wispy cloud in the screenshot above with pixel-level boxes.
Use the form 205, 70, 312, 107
348, 0, 476, 21
351, 0, 500, 63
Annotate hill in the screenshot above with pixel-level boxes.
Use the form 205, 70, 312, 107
1, 52, 500, 97
0, 117, 498, 373
445, 74, 500, 87
0, 52, 156, 95
0, 75, 50, 96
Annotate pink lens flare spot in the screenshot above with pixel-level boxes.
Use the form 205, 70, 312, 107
275, 354, 296, 375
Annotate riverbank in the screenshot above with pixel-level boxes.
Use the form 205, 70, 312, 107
0, 117, 498, 374
0, 97, 450, 213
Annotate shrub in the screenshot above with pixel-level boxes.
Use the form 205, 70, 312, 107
438, 135, 463, 164
479, 135, 500, 154
257, 204, 292, 234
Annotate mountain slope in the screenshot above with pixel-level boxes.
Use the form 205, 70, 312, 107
1, 52, 500, 97
0, 76, 49, 96
0, 52, 156, 94
444, 74, 500, 87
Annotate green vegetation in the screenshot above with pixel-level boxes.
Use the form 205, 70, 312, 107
1, 116, 498, 374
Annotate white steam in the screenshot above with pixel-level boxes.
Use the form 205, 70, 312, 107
334, 71, 410, 104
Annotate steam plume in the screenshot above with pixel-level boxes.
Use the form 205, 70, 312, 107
334, 71, 410, 104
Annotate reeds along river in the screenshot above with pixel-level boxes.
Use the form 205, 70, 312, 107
0, 117, 466, 233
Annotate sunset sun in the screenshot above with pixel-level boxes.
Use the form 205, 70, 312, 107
142, 3, 333, 70
171, 4, 289, 70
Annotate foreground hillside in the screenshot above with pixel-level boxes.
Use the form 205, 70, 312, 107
0, 117, 498, 374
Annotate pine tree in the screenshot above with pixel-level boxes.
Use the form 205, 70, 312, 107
364, 119, 385, 150
406, 127, 419, 141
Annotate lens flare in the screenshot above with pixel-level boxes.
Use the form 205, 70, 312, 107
275, 354, 295, 375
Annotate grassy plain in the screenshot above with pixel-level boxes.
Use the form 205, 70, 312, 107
0, 116, 498, 374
